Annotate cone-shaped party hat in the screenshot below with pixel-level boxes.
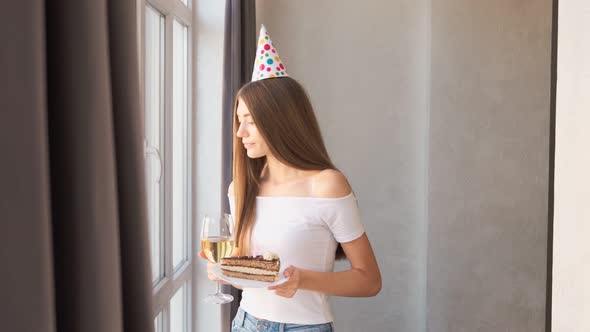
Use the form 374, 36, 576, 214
251, 24, 288, 82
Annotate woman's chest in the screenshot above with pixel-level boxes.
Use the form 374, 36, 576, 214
250, 205, 335, 255
256, 174, 317, 197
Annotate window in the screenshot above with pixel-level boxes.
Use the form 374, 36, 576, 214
138, 0, 194, 330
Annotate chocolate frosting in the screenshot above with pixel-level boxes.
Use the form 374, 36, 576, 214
223, 255, 279, 262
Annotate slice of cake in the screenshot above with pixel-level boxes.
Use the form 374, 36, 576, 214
220, 252, 280, 282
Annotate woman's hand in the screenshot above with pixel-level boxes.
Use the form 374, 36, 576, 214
267, 265, 301, 298
198, 251, 230, 284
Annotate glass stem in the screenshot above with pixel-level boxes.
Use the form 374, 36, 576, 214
216, 281, 221, 294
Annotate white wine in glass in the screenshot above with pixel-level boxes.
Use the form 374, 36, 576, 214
200, 213, 235, 304
201, 236, 234, 263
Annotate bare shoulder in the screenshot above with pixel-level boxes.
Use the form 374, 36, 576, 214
311, 169, 352, 198
228, 181, 234, 196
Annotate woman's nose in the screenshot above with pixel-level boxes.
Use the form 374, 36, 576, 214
236, 125, 247, 138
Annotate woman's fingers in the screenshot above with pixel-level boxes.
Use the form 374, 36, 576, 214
267, 283, 282, 291
206, 261, 231, 284
206, 262, 217, 280
207, 272, 232, 285
201, 256, 222, 282
274, 288, 294, 298
201, 257, 231, 286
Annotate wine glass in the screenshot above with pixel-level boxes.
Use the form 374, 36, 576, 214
200, 213, 235, 304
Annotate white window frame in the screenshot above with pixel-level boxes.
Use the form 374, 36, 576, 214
137, 0, 196, 331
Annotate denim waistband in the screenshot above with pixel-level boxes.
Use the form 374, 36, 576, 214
233, 307, 334, 332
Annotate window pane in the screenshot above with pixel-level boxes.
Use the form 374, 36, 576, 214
170, 284, 188, 332
172, 19, 189, 269
154, 311, 164, 332
145, 5, 166, 284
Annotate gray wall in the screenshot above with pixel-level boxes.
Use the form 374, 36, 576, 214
428, 0, 552, 331
256, 0, 552, 331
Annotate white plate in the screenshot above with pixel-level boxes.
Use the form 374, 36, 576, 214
211, 264, 288, 289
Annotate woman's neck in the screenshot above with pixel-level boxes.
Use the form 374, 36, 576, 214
262, 155, 317, 185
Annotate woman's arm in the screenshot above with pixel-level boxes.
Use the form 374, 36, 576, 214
306, 233, 381, 296
268, 233, 381, 297
269, 170, 381, 298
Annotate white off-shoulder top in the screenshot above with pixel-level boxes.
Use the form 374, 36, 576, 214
228, 192, 365, 324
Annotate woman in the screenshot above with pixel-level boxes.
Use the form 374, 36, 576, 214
201, 25, 381, 332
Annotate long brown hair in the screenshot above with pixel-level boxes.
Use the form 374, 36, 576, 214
232, 76, 346, 260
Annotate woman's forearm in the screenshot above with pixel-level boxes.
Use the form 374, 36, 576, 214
299, 268, 381, 297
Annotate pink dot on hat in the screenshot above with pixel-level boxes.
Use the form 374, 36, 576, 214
266, 67, 271, 72
260, 64, 265, 70
264, 44, 271, 51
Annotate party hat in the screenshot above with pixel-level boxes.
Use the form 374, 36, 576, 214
251, 24, 288, 82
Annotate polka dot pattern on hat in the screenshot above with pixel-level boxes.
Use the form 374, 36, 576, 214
251, 24, 289, 82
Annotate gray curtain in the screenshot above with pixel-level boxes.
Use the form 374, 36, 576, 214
221, 0, 257, 325
0, 1, 153, 331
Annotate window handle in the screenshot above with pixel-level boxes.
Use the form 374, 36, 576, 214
144, 140, 163, 183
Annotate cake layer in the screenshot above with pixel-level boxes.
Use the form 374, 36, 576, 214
221, 256, 280, 271
221, 269, 278, 282
221, 265, 278, 276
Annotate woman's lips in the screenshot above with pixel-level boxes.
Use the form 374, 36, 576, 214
244, 143, 255, 148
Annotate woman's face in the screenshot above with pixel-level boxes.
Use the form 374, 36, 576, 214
236, 98, 270, 159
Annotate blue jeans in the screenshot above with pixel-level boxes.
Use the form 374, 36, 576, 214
231, 307, 334, 332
